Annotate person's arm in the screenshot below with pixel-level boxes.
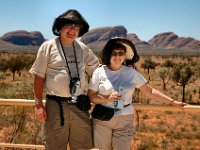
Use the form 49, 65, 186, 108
34, 74, 47, 123
34, 75, 44, 106
139, 84, 186, 108
88, 89, 121, 104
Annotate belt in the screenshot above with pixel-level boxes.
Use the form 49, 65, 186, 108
124, 103, 131, 107
46, 94, 73, 126
46, 94, 72, 102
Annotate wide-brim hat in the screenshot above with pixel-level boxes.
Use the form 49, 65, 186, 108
101, 37, 139, 65
52, 9, 89, 37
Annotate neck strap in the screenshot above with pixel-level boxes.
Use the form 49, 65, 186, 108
59, 38, 80, 80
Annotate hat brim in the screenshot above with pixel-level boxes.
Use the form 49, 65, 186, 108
108, 38, 136, 60
122, 43, 134, 60
52, 9, 89, 37
52, 18, 89, 37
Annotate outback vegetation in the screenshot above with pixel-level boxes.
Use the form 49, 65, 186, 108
0, 52, 200, 149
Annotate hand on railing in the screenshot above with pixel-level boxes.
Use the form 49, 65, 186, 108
170, 100, 187, 110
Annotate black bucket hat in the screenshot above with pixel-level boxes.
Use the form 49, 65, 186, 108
52, 9, 89, 37
101, 37, 140, 65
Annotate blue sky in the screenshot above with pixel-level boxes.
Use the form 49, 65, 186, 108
0, 0, 200, 41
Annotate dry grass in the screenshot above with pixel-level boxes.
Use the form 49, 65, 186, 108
132, 110, 200, 149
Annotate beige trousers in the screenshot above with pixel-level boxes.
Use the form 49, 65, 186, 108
44, 99, 93, 150
93, 114, 134, 150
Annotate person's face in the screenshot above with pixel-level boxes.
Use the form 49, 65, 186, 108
60, 23, 81, 45
109, 49, 126, 69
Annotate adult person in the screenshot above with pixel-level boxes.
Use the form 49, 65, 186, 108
29, 9, 99, 150
87, 37, 186, 150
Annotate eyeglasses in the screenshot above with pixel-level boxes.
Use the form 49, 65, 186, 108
66, 23, 82, 29
111, 51, 125, 56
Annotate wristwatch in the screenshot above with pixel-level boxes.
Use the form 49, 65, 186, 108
35, 100, 43, 105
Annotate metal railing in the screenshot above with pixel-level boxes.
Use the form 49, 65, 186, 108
0, 98, 200, 149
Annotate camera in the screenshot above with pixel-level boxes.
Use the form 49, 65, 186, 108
70, 77, 81, 102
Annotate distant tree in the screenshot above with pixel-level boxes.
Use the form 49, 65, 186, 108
171, 63, 194, 102
141, 58, 158, 74
0, 58, 9, 82
157, 67, 169, 90
8, 56, 24, 80
20, 54, 36, 70
7, 54, 35, 80
161, 59, 175, 68
157, 59, 176, 90
0, 58, 9, 73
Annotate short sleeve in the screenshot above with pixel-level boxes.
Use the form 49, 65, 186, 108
132, 69, 148, 88
29, 41, 50, 78
78, 41, 99, 76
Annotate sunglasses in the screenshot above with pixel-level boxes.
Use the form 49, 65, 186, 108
111, 51, 125, 56
66, 23, 82, 29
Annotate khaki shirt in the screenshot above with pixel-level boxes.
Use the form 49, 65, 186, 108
29, 38, 99, 97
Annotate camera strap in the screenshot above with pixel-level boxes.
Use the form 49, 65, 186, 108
59, 38, 80, 80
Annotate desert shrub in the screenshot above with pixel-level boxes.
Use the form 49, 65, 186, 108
164, 110, 173, 115
142, 114, 149, 119
0, 105, 43, 144
0, 82, 33, 99
137, 136, 159, 150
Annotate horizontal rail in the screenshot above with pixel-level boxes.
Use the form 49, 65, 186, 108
0, 99, 45, 106
0, 99, 200, 112
0, 143, 98, 150
134, 103, 200, 112
0, 143, 45, 150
